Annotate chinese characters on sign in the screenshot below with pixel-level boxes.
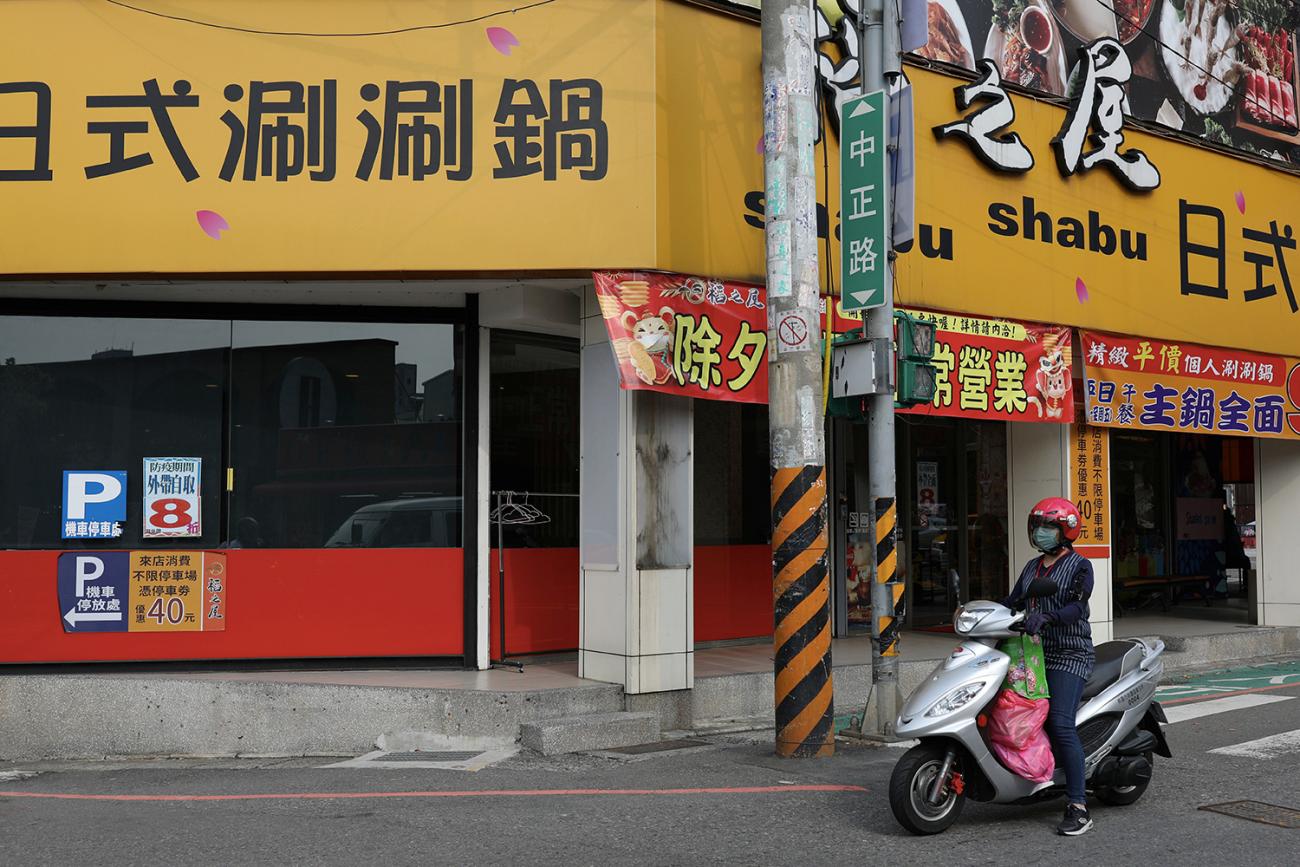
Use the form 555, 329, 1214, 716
935, 39, 1159, 190
0, 77, 608, 184
61, 470, 127, 540
839, 90, 889, 311
142, 458, 201, 539
593, 272, 768, 405
898, 309, 1075, 424
1180, 199, 1298, 314
1082, 331, 1300, 440
57, 551, 226, 633
1069, 421, 1110, 557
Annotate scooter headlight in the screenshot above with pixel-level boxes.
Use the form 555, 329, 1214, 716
954, 606, 992, 634
924, 682, 987, 718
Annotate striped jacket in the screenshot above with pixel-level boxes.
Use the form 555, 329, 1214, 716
1006, 549, 1096, 680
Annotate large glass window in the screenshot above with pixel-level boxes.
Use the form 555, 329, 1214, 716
0, 316, 229, 549
489, 331, 579, 547
230, 321, 462, 549
0, 312, 462, 550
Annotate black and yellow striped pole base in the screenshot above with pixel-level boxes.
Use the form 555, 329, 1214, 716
875, 496, 902, 657
772, 465, 833, 758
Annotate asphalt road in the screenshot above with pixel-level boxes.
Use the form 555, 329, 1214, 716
2, 661, 1299, 866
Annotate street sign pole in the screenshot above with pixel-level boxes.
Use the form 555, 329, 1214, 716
857, 0, 903, 738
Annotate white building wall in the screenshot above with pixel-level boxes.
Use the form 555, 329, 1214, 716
1257, 438, 1300, 627
1007, 421, 1113, 644
578, 287, 694, 693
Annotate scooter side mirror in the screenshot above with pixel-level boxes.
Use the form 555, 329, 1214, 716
1027, 576, 1057, 599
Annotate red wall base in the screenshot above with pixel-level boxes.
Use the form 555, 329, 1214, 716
694, 544, 772, 642
0, 548, 464, 664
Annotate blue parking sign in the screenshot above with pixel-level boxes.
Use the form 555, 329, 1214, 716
57, 552, 129, 632
62, 470, 127, 540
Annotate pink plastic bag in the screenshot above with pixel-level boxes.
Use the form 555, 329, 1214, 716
988, 688, 1056, 783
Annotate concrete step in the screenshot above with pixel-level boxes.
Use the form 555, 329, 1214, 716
520, 711, 660, 756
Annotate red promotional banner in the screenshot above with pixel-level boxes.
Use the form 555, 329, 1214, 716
1081, 331, 1300, 440
899, 309, 1074, 424
593, 271, 769, 404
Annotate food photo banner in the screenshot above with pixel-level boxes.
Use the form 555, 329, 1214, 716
1081, 330, 1300, 438
898, 308, 1076, 422
593, 272, 769, 404
902, 0, 1300, 164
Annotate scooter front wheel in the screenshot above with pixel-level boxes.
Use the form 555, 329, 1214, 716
889, 743, 966, 835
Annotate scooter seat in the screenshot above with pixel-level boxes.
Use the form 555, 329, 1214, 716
1081, 639, 1144, 701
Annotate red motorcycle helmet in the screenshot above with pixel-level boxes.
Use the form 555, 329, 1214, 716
1028, 496, 1082, 546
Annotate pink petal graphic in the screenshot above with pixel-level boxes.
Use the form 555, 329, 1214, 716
1075, 277, 1089, 303
486, 26, 520, 56
1235, 190, 1246, 214
196, 209, 230, 240
756, 135, 765, 155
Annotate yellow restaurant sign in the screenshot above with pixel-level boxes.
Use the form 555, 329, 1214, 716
688, 13, 1300, 358
0, 0, 657, 273
2, 2, 1299, 360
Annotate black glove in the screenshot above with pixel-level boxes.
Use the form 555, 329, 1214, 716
1024, 612, 1054, 635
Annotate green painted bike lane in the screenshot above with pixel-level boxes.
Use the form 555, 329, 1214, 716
1156, 659, 1300, 703
831, 659, 1300, 731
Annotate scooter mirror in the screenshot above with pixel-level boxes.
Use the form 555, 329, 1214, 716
1027, 576, 1057, 598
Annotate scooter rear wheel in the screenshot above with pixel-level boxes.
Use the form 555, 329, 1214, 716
889, 743, 966, 835
1096, 755, 1152, 806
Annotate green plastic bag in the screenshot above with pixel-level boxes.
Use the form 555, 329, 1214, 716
999, 634, 1050, 700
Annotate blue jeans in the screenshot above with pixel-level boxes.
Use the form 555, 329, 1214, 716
1045, 669, 1087, 804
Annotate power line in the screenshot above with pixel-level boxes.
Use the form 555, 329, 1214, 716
101, 0, 558, 38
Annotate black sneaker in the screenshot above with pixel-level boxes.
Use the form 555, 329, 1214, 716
1057, 803, 1093, 836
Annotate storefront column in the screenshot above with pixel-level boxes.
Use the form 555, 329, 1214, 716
1256, 438, 1300, 627
578, 290, 694, 693
1008, 421, 1113, 643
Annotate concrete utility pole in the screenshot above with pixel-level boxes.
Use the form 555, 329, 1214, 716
761, 0, 834, 758
861, 0, 903, 736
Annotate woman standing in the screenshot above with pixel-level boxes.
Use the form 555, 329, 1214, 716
1002, 497, 1096, 836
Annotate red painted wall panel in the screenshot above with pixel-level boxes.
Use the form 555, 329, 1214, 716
488, 547, 579, 656
0, 548, 463, 664
694, 544, 772, 642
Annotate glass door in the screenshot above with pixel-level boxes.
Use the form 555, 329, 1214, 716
905, 419, 962, 626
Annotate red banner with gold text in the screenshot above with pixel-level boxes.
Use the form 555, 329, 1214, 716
1081, 331, 1300, 440
899, 309, 1075, 423
594, 271, 769, 404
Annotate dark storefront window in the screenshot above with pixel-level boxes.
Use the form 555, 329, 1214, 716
230, 321, 462, 549
694, 401, 770, 546
0, 312, 462, 550
0, 316, 229, 550
489, 332, 579, 547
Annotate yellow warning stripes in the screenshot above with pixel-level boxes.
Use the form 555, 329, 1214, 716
875, 496, 900, 657
771, 464, 833, 758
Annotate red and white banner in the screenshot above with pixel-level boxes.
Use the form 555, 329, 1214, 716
593, 271, 769, 404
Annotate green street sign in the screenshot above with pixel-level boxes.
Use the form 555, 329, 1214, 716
839, 89, 889, 313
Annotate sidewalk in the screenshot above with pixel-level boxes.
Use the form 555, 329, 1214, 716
3, 619, 1297, 760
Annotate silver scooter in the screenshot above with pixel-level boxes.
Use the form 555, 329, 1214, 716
888, 577, 1171, 835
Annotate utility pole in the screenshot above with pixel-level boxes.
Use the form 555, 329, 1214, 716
761, 0, 833, 758
861, 0, 903, 736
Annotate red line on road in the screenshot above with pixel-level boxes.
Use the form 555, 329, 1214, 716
0, 784, 868, 803
1162, 681, 1300, 706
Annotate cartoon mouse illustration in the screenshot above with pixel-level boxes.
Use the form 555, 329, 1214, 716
1027, 335, 1069, 419
621, 307, 676, 385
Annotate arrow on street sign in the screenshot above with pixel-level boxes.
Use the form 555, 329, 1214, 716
840, 89, 890, 314
64, 608, 123, 628
849, 99, 875, 118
